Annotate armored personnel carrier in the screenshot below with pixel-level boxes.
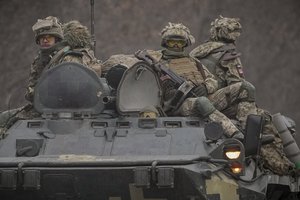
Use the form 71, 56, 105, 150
0, 62, 299, 200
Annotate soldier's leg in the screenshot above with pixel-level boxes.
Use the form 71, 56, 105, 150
178, 97, 240, 137
255, 109, 296, 174
260, 142, 294, 175
236, 102, 257, 129
235, 81, 258, 128
195, 97, 242, 137
208, 81, 257, 128
208, 82, 242, 111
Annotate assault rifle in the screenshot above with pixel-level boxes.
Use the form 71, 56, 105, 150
135, 50, 197, 112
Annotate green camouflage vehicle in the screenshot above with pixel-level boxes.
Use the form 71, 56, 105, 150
0, 62, 299, 200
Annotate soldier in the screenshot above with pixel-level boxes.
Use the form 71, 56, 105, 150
1, 17, 102, 138
190, 16, 295, 175
25, 16, 101, 102
63, 20, 102, 75
145, 22, 245, 139
190, 17, 258, 129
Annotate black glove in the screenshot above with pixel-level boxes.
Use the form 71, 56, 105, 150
192, 84, 208, 97
161, 79, 176, 101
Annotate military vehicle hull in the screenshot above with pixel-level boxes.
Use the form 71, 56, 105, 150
0, 62, 299, 200
0, 157, 265, 200
1, 117, 298, 200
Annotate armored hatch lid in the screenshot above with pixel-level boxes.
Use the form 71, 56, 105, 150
33, 62, 107, 115
116, 61, 162, 115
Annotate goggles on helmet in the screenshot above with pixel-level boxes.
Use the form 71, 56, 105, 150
165, 39, 187, 48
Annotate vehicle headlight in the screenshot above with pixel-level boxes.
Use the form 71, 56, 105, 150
230, 162, 243, 174
224, 146, 241, 160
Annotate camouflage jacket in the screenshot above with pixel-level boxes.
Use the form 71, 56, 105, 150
102, 54, 140, 77
25, 45, 102, 102
190, 41, 245, 89
147, 49, 218, 95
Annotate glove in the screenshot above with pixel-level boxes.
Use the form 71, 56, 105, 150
161, 79, 176, 101
192, 84, 208, 97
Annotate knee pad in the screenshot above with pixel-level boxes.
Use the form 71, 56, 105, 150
240, 80, 256, 102
195, 96, 216, 117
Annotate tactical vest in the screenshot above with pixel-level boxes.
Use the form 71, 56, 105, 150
197, 43, 244, 88
163, 57, 205, 85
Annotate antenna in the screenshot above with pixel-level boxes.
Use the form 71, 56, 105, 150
90, 0, 96, 53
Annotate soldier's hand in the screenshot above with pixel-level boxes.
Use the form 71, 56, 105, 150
192, 84, 208, 97
161, 79, 176, 101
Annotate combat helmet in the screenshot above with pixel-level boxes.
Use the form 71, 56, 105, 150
32, 16, 64, 44
210, 16, 242, 42
63, 20, 91, 49
161, 22, 195, 48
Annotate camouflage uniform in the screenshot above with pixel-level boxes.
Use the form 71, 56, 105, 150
25, 17, 102, 103
62, 20, 102, 75
102, 54, 140, 77
153, 23, 243, 138
1, 18, 103, 139
190, 16, 294, 175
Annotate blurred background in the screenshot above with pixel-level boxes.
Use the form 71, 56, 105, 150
0, 0, 299, 141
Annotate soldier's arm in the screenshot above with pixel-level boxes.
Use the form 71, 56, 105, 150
202, 65, 219, 94
25, 56, 41, 102
220, 57, 245, 85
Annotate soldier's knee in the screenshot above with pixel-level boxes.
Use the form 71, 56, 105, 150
240, 80, 256, 102
195, 96, 216, 117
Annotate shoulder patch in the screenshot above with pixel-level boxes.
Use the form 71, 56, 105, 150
190, 42, 224, 58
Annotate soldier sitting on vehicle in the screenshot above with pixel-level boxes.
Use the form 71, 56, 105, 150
0, 17, 103, 138
190, 16, 297, 175
25, 16, 102, 103
136, 22, 247, 140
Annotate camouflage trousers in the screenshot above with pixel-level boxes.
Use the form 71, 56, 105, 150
208, 82, 257, 128
257, 108, 295, 175
260, 141, 294, 175
177, 97, 239, 137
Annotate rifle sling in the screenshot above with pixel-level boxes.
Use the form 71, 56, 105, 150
195, 59, 206, 80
